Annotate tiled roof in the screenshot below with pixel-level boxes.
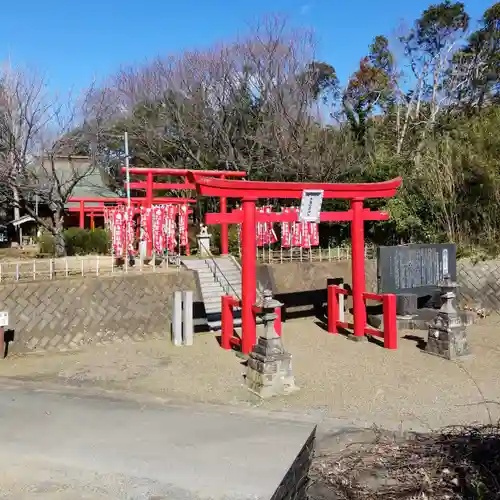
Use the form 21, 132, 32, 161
37, 157, 121, 209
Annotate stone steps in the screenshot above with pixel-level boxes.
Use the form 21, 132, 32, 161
181, 256, 245, 331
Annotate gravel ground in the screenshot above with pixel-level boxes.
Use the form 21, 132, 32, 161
1, 316, 499, 432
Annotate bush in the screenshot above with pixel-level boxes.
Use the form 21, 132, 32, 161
38, 228, 110, 257
38, 231, 55, 255
63, 228, 89, 256
87, 229, 110, 254
64, 228, 110, 256
209, 225, 240, 255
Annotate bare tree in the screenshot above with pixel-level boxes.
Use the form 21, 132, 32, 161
101, 16, 345, 184
393, 2, 470, 155
0, 64, 113, 255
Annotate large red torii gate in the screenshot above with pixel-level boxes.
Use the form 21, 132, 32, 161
188, 173, 402, 354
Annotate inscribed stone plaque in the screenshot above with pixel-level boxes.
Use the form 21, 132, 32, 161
377, 244, 456, 296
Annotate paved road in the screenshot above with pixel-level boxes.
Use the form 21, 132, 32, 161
0, 383, 316, 500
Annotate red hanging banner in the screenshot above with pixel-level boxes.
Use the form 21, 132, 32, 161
256, 206, 278, 247
166, 205, 178, 252
291, 208, 302, 247
153, 206, 166, 254
140, 207, 153, 245
179, 204, 188, 247
256, 207, 265, 247
265, 206, 278, 245
301, 222, 312, 248
280, 207, 291, 248
112, 208, 125, 258
125, 207, 136, 254
309, 221, 319, 246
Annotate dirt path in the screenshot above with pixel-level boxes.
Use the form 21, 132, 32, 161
1, 316, 499, 432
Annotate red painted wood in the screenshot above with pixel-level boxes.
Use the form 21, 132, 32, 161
363, 292, 384, 301
122, 167, 246, 177
127, 182, 195, 190
327, 285, 339, 334
205, 208, 389, 224
69, 197, 195, 204
188, 174, 402, 200
351, 199, 366, 338
185, 174, 402, 352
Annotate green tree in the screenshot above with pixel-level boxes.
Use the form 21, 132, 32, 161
343, 36, 394, 147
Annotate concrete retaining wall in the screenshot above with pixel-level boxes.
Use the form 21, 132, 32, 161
258, 258, 500, 318
0, 271, 199, 355
257, 260, 377, 320
457, 259, 500, 311
1, 257, 499, 357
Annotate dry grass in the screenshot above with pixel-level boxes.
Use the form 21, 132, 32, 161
309, 424, 500, 500
0, 247, 39, 260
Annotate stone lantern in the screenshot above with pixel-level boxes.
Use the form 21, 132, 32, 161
197, 224, 212, 257
246, 289, 298, 398
426, 276, 470, 360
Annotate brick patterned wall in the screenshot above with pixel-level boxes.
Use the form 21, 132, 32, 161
457, 259, 500, 311
0, 271, 199, 355
3, 258, 498, 357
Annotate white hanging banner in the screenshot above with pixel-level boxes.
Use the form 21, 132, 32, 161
299, 189, 324, 223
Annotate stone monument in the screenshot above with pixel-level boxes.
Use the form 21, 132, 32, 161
377, 243, 457, 299
369, 244, 475, 331
246, 290, 298, 399
426, 276, 471, 360
197, 224, 212, 257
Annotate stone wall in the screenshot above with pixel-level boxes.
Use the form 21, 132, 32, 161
260, 259, 500, 315
271, 426, 316, 500
0, 271, 199, 355
261, 260, 377, 294
257, 260, 377, 319
457, 259, 500, 311
3, 257, 500, 357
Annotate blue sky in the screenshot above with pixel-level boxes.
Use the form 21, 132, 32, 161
0, 0, 493, 94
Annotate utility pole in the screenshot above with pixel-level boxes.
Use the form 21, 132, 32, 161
124, 132, 131, 208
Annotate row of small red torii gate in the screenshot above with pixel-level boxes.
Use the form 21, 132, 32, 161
68, 167, 402, 353
68, 168, 247, 257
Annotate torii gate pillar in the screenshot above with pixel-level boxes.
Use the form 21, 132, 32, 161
351, 199, 366, 338
241, 198, 257, 353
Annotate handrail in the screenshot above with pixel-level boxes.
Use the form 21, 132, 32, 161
198, 239, 242, 303
228, 254, 263, 298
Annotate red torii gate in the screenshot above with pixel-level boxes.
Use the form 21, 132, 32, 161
68, 197, 196, 230
121, 167, 247, 255
188, 173, 402, 354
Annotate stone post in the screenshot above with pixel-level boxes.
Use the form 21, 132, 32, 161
426, 278, 470, 360
246, 289, 298, 398
172, 291, 183, 346
182, 291, 194, 346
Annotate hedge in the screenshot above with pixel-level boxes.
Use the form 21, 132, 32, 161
38, 228, 110, 256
